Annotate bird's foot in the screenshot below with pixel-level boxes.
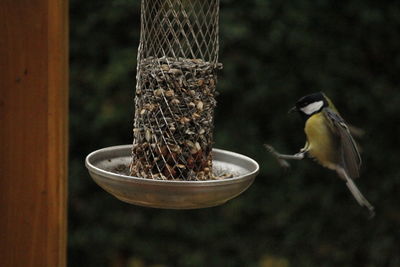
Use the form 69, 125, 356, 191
264, 144, 291, 169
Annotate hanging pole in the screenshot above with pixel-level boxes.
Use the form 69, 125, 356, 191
0, 0, 68, 266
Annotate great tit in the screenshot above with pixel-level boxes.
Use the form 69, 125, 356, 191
265, 92, 375, 217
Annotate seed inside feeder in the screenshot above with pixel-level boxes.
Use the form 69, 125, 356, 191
130, 57, 223, 180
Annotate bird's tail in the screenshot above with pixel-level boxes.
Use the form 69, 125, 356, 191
337, 168, 375, 218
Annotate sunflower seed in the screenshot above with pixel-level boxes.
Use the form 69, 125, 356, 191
131, 57, 223, 180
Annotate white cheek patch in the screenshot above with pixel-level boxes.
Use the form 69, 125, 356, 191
300, 100, 324, 115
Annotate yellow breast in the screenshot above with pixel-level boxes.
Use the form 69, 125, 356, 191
304, 112, 339, 170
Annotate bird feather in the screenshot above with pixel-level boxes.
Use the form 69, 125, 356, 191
323, 108, 362, 179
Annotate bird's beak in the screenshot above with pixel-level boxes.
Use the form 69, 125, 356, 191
288, 106, 297, 114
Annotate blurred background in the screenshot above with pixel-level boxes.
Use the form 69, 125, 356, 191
69, 0, 400, 266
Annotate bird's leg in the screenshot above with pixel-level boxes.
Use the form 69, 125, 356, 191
264, 144, 306, 168
264, 144, 306, 160
336, 167, 375, 218
275, 152, 305, 160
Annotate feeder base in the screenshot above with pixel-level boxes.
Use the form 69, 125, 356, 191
85, 145, 259, 209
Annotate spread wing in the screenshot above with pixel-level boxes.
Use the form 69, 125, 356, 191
323, 108, 362, 179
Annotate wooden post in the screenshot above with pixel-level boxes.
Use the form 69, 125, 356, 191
0, 1, 68, 266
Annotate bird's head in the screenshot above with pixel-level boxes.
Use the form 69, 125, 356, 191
289, 92, 328, 118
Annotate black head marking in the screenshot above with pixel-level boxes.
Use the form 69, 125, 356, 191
294, 92, 328, 119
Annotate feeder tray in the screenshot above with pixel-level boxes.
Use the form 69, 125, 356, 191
85, 145, 259, 209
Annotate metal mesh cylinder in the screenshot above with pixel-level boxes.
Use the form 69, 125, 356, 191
130, 0, 221, 180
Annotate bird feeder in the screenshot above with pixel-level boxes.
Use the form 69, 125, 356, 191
85, 0, 259, 209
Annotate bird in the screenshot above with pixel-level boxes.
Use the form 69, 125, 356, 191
264, 92, 375, 217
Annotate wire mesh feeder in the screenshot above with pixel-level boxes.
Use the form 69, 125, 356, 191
131, 0, 222, 180
85, 0, 260, 209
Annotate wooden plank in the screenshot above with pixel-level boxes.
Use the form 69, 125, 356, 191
0, 1, 68, 266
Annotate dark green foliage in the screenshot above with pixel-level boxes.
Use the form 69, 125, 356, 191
69, 0, 400, 266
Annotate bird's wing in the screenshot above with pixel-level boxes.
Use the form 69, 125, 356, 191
323, 107, 362, 179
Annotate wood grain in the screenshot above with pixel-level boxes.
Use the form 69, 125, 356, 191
0, 1, 68, 266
